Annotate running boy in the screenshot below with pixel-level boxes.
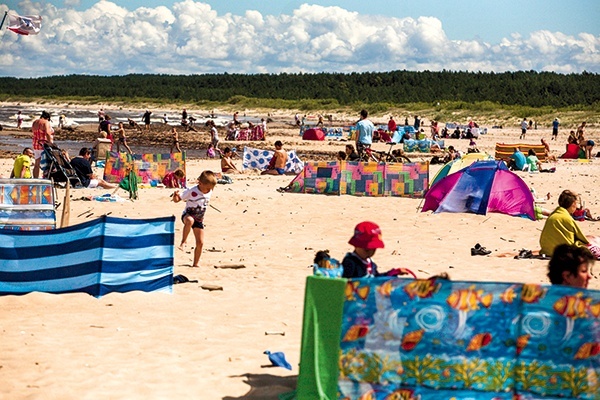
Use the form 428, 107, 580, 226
172, 170, 217, 267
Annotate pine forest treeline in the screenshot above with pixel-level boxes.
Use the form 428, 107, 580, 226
0, 70, 598, 108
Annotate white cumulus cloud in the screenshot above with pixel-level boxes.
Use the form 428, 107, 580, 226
0, 1, 597, 77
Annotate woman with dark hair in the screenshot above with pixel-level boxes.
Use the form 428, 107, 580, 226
547, 244, 593, 288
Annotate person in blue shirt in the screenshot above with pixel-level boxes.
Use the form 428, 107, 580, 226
355, 109, 375, 157
507, 147, 526, 171
552, 118, 560, 140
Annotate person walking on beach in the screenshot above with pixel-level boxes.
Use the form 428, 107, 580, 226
31, 110, 53, 178
208, 120, 220, 150
16, 111, 23, 129
115, 122, 133, 154
170, 128, 181, 153
552, 118, 560, 140
520, 118, 528, 140
142, 110, 152, 131
356, 109, 375, 158
172, 170, 217, 267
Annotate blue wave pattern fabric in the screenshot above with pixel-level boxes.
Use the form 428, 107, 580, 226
0, 216, 174, 297
338, 277, 600, 399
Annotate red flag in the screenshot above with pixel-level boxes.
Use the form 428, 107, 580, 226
7, 14, 42, 35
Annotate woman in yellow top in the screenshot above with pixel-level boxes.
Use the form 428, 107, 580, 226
539, 190, 599, 259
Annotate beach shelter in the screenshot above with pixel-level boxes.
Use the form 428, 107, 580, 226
422, 160, 535, 220
430, 152, 493, 187
302, 128, 325, 141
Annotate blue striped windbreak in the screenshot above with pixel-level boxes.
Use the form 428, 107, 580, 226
0, 216, 174, 297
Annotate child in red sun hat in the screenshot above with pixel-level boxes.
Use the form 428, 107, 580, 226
342, 221, 413, 278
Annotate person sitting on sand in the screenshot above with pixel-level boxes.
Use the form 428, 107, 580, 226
172, 170, 217, 267
261, 140, 288, 175
547, 244, 594, 288
10, 147, 34, 179
221, 147, 240, 174
70, 148, 117, 189
342, 221, 410, 278
526, 149, 542, 172
571, 194, 600, 222
337, 151, 347, 161
540, 138, 558, 162
561, 133, 581, 159
577, 124, 595, 159
507, 147, 526, 171
539, 190, 600, 259
345, 144, 360, 161
162, 168, 186, 189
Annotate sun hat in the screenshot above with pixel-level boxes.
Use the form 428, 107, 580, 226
349, 221, 385, 249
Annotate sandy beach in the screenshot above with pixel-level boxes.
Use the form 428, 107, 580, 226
0, 112, 598, 399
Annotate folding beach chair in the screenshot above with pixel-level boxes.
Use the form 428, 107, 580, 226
42, 143, 83, 188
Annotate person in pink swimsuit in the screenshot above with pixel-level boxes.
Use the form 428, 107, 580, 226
31, 111, 54, 178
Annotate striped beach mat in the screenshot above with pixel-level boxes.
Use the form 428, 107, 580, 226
0, 216, 174, 297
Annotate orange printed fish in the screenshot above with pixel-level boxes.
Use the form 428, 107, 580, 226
446, 286, 493, 312
403, 279, 441, 299
401, 329, 425, 351
516, 334, 530, 355
342, 324, 369, 342
553, 292, 599, 319
345, 281, 370, 301
574, 342, 600, 360
358, 390, 376, 400
384, 388, 418, 400
466, 332, 492, 351
378, 280, 394, 297
521, 284, 546, 304
500, 285, 518, 303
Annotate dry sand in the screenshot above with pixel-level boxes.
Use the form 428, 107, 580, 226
0, 118, 599, 399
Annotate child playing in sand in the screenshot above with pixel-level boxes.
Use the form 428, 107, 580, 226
172, 170, 217, 267
221, 147, 240, 173
115, 122, 133, 154
162, 168, 186, 188
342, 221, 410, 278
207, 143, 216, 158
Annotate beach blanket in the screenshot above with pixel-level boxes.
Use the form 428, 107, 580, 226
296, 276, 600, 400
495, 143, 547, 162
0, 216, 174, 297
289, 161, 428, 198
103, 152, 186, 184
0, 179, 55, 231
242, 146, 304, 173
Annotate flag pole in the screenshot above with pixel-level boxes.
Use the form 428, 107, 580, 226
0, 11, 8, 31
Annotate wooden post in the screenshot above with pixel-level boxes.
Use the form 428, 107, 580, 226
60, 180, 71, 228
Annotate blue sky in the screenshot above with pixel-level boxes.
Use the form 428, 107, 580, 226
1, 0, 598, 77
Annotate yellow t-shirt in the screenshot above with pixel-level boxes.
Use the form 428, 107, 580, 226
13, 154, 32, 178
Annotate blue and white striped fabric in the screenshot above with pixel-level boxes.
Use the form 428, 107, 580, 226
0, 216, 174, 297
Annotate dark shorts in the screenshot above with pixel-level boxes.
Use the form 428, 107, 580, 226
587, 140, 595, 146
552, 128, 558, 135
521, 128, 527, 134
182, 214, 204, 229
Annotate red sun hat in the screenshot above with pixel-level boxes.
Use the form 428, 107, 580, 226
349, 221, 385, 249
